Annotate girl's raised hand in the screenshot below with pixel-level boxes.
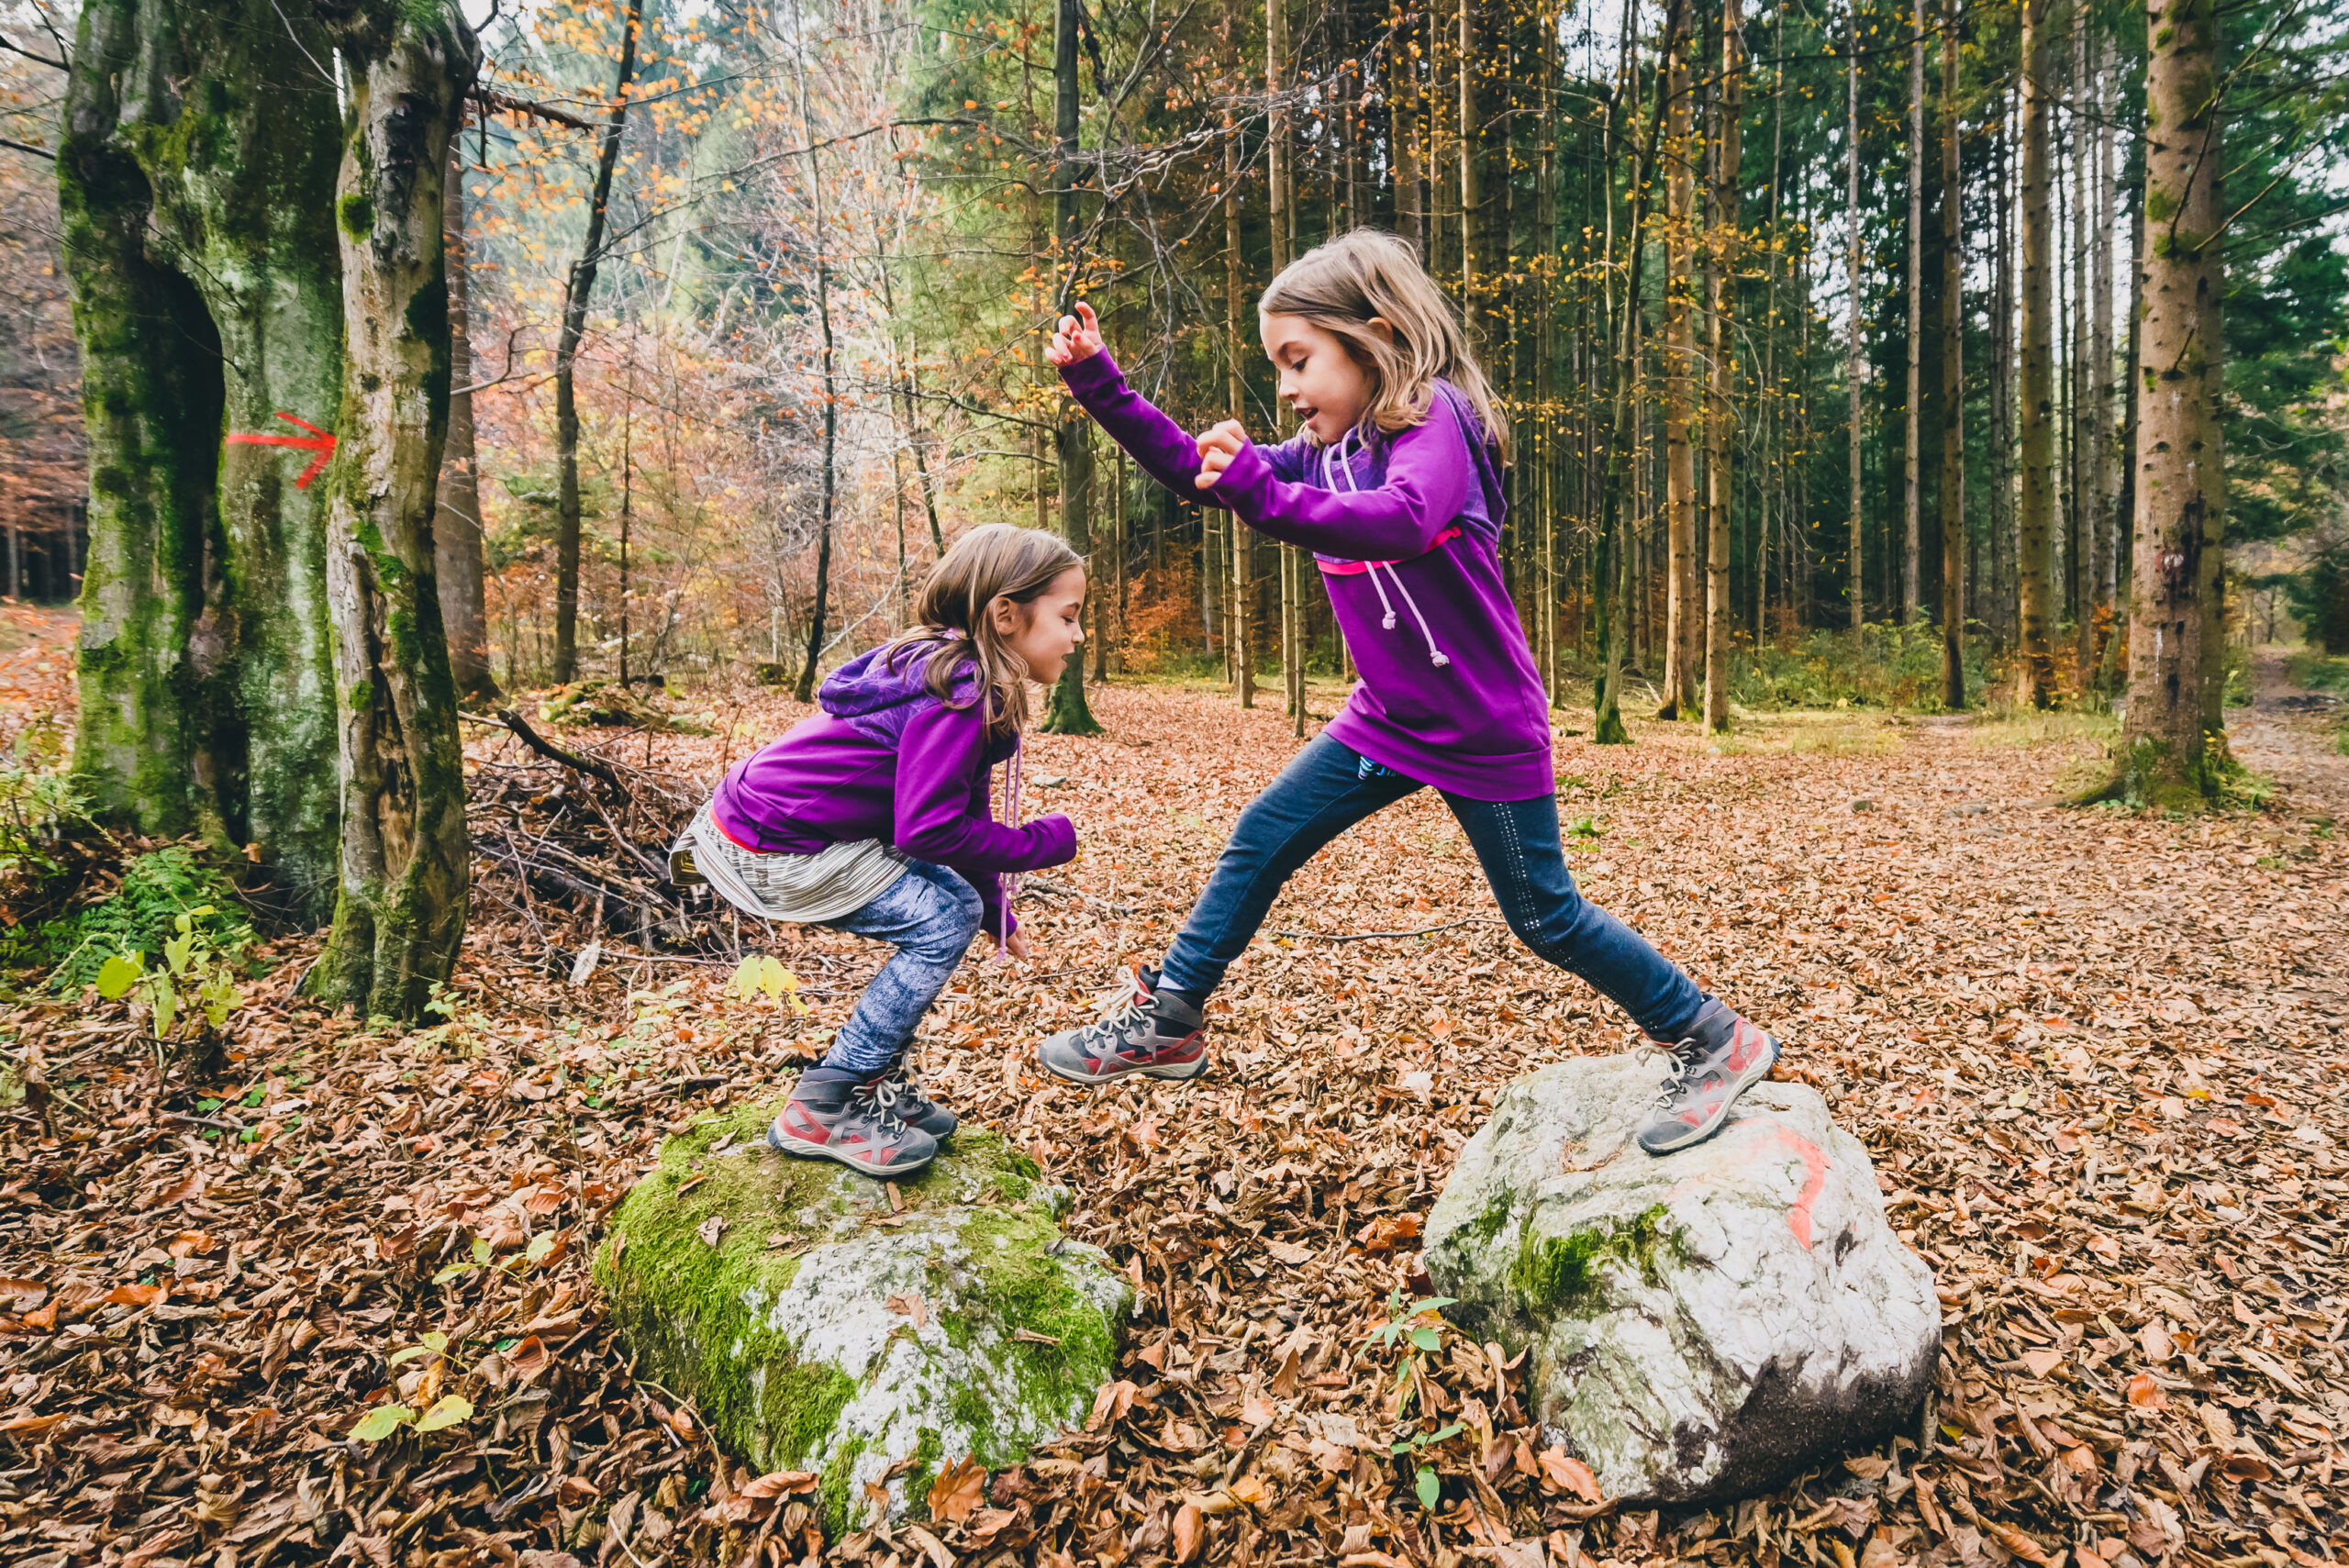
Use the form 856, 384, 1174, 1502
1193, 419, 1247, 489
1046, 302, 1106, 367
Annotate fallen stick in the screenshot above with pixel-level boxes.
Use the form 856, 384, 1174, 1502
496, 708, 625, 792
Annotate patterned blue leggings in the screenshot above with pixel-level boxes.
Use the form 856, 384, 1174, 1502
818, 860, 984, 1074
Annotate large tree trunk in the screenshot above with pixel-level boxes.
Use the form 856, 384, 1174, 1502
2089, 39, 2119, 680
1938, 0, 1966, 709
59, 0, 345, 921
1041, 0, 1101, 734
1902, 0, 1924, 622
551, 0, 643, 685
1219, 14, 1251, 711
1701, 0, 1740, 733
1844, 25, 1865, 631
2015, 0, 2059, 706
1992, 83, 2018, 647
1659, 31, 1698, 718
310, 0, 476, 1019
437, 139, 498, 704
1272, 0, 1303, 738
2103, 0, 2229, 803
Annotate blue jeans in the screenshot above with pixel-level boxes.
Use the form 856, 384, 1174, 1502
1158, 735, 1707, 1040
819, 860, 984, 1074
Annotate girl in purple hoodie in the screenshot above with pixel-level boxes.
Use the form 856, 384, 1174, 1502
1037, 230, 1781, 1157
681, 526, 1084, 1176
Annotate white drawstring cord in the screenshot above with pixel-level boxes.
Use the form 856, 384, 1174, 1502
993, 745, 1022, 962
1321, 426, 1452, 668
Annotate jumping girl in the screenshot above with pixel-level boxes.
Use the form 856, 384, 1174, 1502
674, 525, 1085, 1176
1036, 229, 1778, 1156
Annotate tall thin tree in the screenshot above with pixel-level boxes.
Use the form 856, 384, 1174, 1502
1845, 6, 1865, 631
789, 6, 839, 706
1938, 0, 1965, 706
551, 0, 645, 684
1042, 0, 1102, 733
2100, 0, 2229, 802
1660, 29, 1698, 717
1902, 0, 1924, 621
1702, 0, 1742, 733
2015, 0, 2059, 706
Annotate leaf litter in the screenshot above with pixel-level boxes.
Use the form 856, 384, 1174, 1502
1, 683, 2344, 1568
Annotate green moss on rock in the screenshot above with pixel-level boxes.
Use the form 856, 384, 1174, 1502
596, 1095, 1131, 1529
1509, 1204, 1680, 1312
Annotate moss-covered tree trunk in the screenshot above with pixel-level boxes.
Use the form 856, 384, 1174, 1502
2015, 0, 2059, 707
2100, 0, 2230, 806
59, 0, 345, 918
307, 0, 476, 1019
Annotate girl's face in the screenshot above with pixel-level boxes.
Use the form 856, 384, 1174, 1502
1262, 312, 1377, 444
993, 567, 1087, 684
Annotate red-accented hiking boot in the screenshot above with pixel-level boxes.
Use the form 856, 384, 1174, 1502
1035, 968, 1209, 1086
1635, 1001, 1781, 1155
874, 1065, 957, 1141
768, 1069, 938, 1177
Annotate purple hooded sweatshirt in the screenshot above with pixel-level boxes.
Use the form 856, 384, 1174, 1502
708, 644, 1077, 936
1061, 350, 1553, 800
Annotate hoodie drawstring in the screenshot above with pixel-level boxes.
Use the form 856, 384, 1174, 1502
1319, 430, 1453, 669
994, 747, 1022, 962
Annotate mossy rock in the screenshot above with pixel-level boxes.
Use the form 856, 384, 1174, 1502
539, 680, 713, 735
596, 1097, 1131, 1531
1425, 1055, 1938, 1505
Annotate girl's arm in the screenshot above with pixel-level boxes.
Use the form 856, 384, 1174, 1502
1059, 350, 1226, 507
1204, 406, 1473, 560
895, 702, 1077, 875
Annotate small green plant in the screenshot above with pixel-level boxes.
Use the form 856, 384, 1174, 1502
1364, 1288, 1456, 1414
1391, 1422, 1465, 1511
33, 847, 256, 992
91, 906, 242, 1040
0, 722, 82, 884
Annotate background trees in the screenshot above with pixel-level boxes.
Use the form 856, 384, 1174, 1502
6, 0, 2349, 850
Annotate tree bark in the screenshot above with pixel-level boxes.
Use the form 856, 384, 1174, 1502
1659, 31, 1698, 717
1390, 6, 1422, 256
1845, 21, 1865, 631
790, 13, 837, 706
59, 0, 345, 920
1041, 0, 1101, 734
310, 0, 476, 1019
437, 137, 497, 704
1938, 0, 1965, 708
551, 0, 644, 685
2016, 0, 2059, 706
1702, 0, 1740, 734
2103, 0, 2229, 804
1271, 0, 1302, 737
2089, 37, 2119, 680
1457, 0, 1480, 343
1902, 0, 1924, 622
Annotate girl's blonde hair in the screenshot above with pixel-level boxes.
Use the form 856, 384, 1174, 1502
882, 523, 1083, 737
1259, 228, 1511, 463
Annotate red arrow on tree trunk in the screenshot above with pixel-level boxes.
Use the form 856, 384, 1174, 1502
226, 412, 338, 488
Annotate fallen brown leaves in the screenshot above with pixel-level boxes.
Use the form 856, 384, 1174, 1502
1, 681, 2344, 1568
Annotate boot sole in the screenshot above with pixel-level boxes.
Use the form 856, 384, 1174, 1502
767, 1118, 937, 1178
1636, 1041, 1780, 1156
1035, 1045, 1210, 1087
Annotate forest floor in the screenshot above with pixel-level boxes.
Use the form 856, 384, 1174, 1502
4, 638, 2347, 1568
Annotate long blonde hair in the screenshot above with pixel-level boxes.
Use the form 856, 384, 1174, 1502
881, 523, 1082, 738
1259, 228, 1511, 463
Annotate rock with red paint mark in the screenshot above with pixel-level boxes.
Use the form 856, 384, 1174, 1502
1424, 1053, 1939, 1505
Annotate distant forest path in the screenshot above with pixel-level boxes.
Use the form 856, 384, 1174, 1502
2231, 643, 2349, 822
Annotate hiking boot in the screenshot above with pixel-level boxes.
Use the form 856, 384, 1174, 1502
1036, 968, 1210, 1085
875, 1065, 957, 1141
1635, 1000, 1781, 1156
769, 1068, 939, 1177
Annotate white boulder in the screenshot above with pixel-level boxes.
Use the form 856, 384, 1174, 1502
1424, 1054, 1940, 1504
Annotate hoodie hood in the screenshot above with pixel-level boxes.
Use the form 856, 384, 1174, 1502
818, 644, 941, 718
818, 641, 1003, 755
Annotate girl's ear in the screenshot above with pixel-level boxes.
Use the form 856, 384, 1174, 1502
987, 595, 1022, 637
1364, 316, 1398, 347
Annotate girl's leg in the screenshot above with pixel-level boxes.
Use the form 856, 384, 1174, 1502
1038, 734, 1416, 1085
1444, 791, 1777, 1154
818, 860, 984, 1072
772, 862, 980, 1176
1156, 733, 1421, 1000
1442, 790, 1704, 1039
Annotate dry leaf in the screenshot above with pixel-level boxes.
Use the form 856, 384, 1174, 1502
926, 1453, 985, 1525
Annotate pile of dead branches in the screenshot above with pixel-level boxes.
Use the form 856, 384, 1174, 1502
463, 710, 728, 968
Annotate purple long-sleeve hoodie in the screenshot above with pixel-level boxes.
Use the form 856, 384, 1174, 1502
708, 644, 1077, 935
1062, 350, 1553, 800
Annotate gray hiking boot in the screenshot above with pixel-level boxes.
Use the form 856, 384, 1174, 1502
875, 1064, 957, 1141
769, 1068, 939, 1177
1036, 969, 1210, 1086
1635, 1000, 1781, 1155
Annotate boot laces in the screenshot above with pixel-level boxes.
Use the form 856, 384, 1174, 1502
853, 1076, 911, 1133
1645, 1037, 1706, 1110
